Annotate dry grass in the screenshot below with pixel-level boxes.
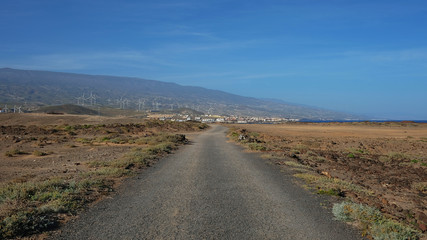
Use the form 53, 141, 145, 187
227, 123, 427, 239
0, 120, 208, 239
333, 202, 420, 239
293, 173, 373, 196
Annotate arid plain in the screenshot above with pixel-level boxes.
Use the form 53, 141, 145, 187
1, 113, 426, 239
0, 113, 208, 239
229, 122, 427, 237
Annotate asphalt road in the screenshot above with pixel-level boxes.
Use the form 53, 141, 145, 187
52, 125, 362, 239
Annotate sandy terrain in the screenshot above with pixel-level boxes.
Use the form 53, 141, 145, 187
229, 122, 427, 234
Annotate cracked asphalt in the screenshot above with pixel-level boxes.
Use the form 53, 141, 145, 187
52, 125, 362, 239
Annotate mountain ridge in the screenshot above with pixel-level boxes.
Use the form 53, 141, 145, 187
0, 68, 360, 120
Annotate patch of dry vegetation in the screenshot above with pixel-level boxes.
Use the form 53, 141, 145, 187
228, 122, 427, 239
0, 120, 208, 239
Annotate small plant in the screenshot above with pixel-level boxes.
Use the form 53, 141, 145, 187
248, 143, 267, 151
4, 149, 27, 157
32, 150, 48, 156
294, 173, 371, 195
84, 167, 130, 178
411, 182, 427, 192
347, 153, 355, 158
332, 202, 420, 239
290, 149, 301, 155
63, 125, 74, 131
317, 188, 344, 197
388, 152, 409, 161
379, 156, 391, 162
294, 144, 308, 153
284, 161, 312, 169
4, 152, 14, 157
97, 136, 111, 142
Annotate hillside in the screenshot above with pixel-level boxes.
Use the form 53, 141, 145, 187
35, 104, 99, 115
0, 68, 359, 120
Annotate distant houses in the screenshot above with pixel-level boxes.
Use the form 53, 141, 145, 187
150, 113, 299, 124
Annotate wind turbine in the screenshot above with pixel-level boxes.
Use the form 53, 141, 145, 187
117, 97, 123, 109
88, 92, 97, 105
80, 93, 86, 106
137, 99, 145, 111
117, 97, 127, 109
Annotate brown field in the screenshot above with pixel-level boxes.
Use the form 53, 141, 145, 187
0, 113, 207, 239
0, 112, 146, 126
0, 114, 205, 184
229, 122, 427, 236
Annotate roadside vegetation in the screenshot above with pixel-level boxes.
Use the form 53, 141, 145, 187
0, 120, 208, 239
333, 202, 420, 239
228, 124, 425, 240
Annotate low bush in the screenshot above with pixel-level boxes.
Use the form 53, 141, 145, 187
32, 150, 48, 156
4, 149, 27, 157
333, 202, 420, 239
294, 173, 371, 195
248, 143, 267, 151
0, 178, 107, 238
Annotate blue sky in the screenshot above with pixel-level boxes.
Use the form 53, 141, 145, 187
1, 0, 427, 119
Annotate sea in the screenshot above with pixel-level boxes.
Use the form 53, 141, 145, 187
299, 120, 427, 123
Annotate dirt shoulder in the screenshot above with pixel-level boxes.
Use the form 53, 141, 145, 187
227, 122, 427, 238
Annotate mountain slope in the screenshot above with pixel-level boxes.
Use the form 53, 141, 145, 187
0, 68, 358, 120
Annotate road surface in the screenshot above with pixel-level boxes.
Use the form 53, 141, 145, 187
52, 125, 361, 239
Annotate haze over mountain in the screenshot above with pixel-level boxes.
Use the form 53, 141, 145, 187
0, 68, 359, 120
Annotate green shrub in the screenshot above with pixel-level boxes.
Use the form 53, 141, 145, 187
145, 142, 176, 155
1, 211, 58, 238
64, 125, 74, 131
411, 182, 427, 192
317, 188, 344, 196
86, 168, 130, 178
294, 173, 371, 195
32, 150, 47, 156
4, 149, 27, 157
248, 143, 267, 151
332, 202, 420, 239
284, 161, 312, 169
388, 152, 409, 161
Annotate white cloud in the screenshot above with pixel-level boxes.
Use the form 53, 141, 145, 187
0, 50, 179, 72
330, 48, 427, 62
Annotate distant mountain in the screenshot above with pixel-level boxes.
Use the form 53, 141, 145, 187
0, 68, 360, 120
